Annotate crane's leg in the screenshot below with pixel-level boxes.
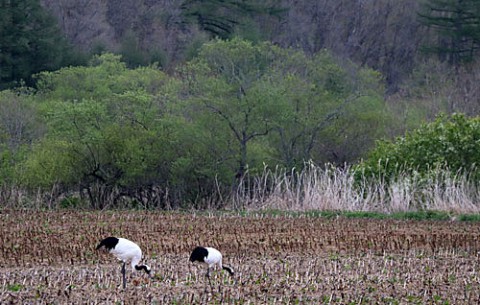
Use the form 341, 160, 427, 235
204, 267, 213, 293
122, 262, 126, 289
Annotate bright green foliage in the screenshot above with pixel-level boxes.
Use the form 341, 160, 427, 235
179, 38, 285, 178
35, 54, 168, 101
356, 113, 480, 181
21, 54, 172, 205
0, 145, 20, 187
20, 139, 77, 189
418, 0, 480, 64
21, 53, 226, 207
180, 38, 387, 177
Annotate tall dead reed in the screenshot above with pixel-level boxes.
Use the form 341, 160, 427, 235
231, 163, 480, 213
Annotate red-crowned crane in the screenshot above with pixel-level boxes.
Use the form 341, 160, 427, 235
189, 246, 234, 284
96, 237, 151, 289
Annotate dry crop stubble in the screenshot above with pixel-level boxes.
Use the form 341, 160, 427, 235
1, 211, 480, 303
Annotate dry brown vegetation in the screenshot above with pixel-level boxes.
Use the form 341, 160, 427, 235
1, 210, 480, 304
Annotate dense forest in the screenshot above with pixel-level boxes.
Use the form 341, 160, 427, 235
0, 0, 479, 209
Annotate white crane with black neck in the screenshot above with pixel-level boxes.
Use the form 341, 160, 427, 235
96, 237, 151, 289
189, 246, 234, 286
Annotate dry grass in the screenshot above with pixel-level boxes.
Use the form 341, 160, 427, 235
1, 210, 480, 303
2, 164, 479, 214
234, 164, 480, 214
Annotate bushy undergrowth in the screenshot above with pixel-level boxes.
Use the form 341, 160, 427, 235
2, 162, 480, 213
355, 113, 480, 183
2, 165, 479, 214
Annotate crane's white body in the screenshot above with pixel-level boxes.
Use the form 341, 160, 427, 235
109, 238, 143, 271
202, 247, 224, 269
189, 246, 234, 278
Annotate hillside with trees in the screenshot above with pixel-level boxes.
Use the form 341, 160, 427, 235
0, 0, 479, 210
35, 0, 480, 116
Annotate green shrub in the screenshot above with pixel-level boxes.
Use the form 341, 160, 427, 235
355, 113, 480, 182
59, 196, 84, 209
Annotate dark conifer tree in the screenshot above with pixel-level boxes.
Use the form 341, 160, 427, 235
418, 0, 480, 65
0, 0, 76, 89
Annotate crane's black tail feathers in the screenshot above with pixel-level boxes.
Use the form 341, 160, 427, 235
223, 266, 234, 276
135, 265, 151, 275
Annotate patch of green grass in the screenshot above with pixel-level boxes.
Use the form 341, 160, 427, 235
457, 214, 480, 222
167, 208, 480, 222
253, 209, 480, 222
342, 211, 388, 219
248, 209, 451, 221
7, 283, 23, 292
390, 210, 452, 221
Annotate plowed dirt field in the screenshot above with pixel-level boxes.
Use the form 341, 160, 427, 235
1, 211, 479, 304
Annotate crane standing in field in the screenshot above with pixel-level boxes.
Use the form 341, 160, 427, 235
96, 237, 151, 289
189, 246, 234, 287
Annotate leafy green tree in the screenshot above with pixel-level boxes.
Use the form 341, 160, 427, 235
19, 138, 77, 190
418, 0, 480, 64
179, 38, 388, 181
355, 113, 480, 181
178, 38, 284, 180
0, 0, 76, 89
266, 50, 386, 167
24, 54, 173, 208
22, 53, 226, 208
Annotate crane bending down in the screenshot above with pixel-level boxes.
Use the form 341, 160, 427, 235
96, 237, 151, 289
189, 246, 234, 281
